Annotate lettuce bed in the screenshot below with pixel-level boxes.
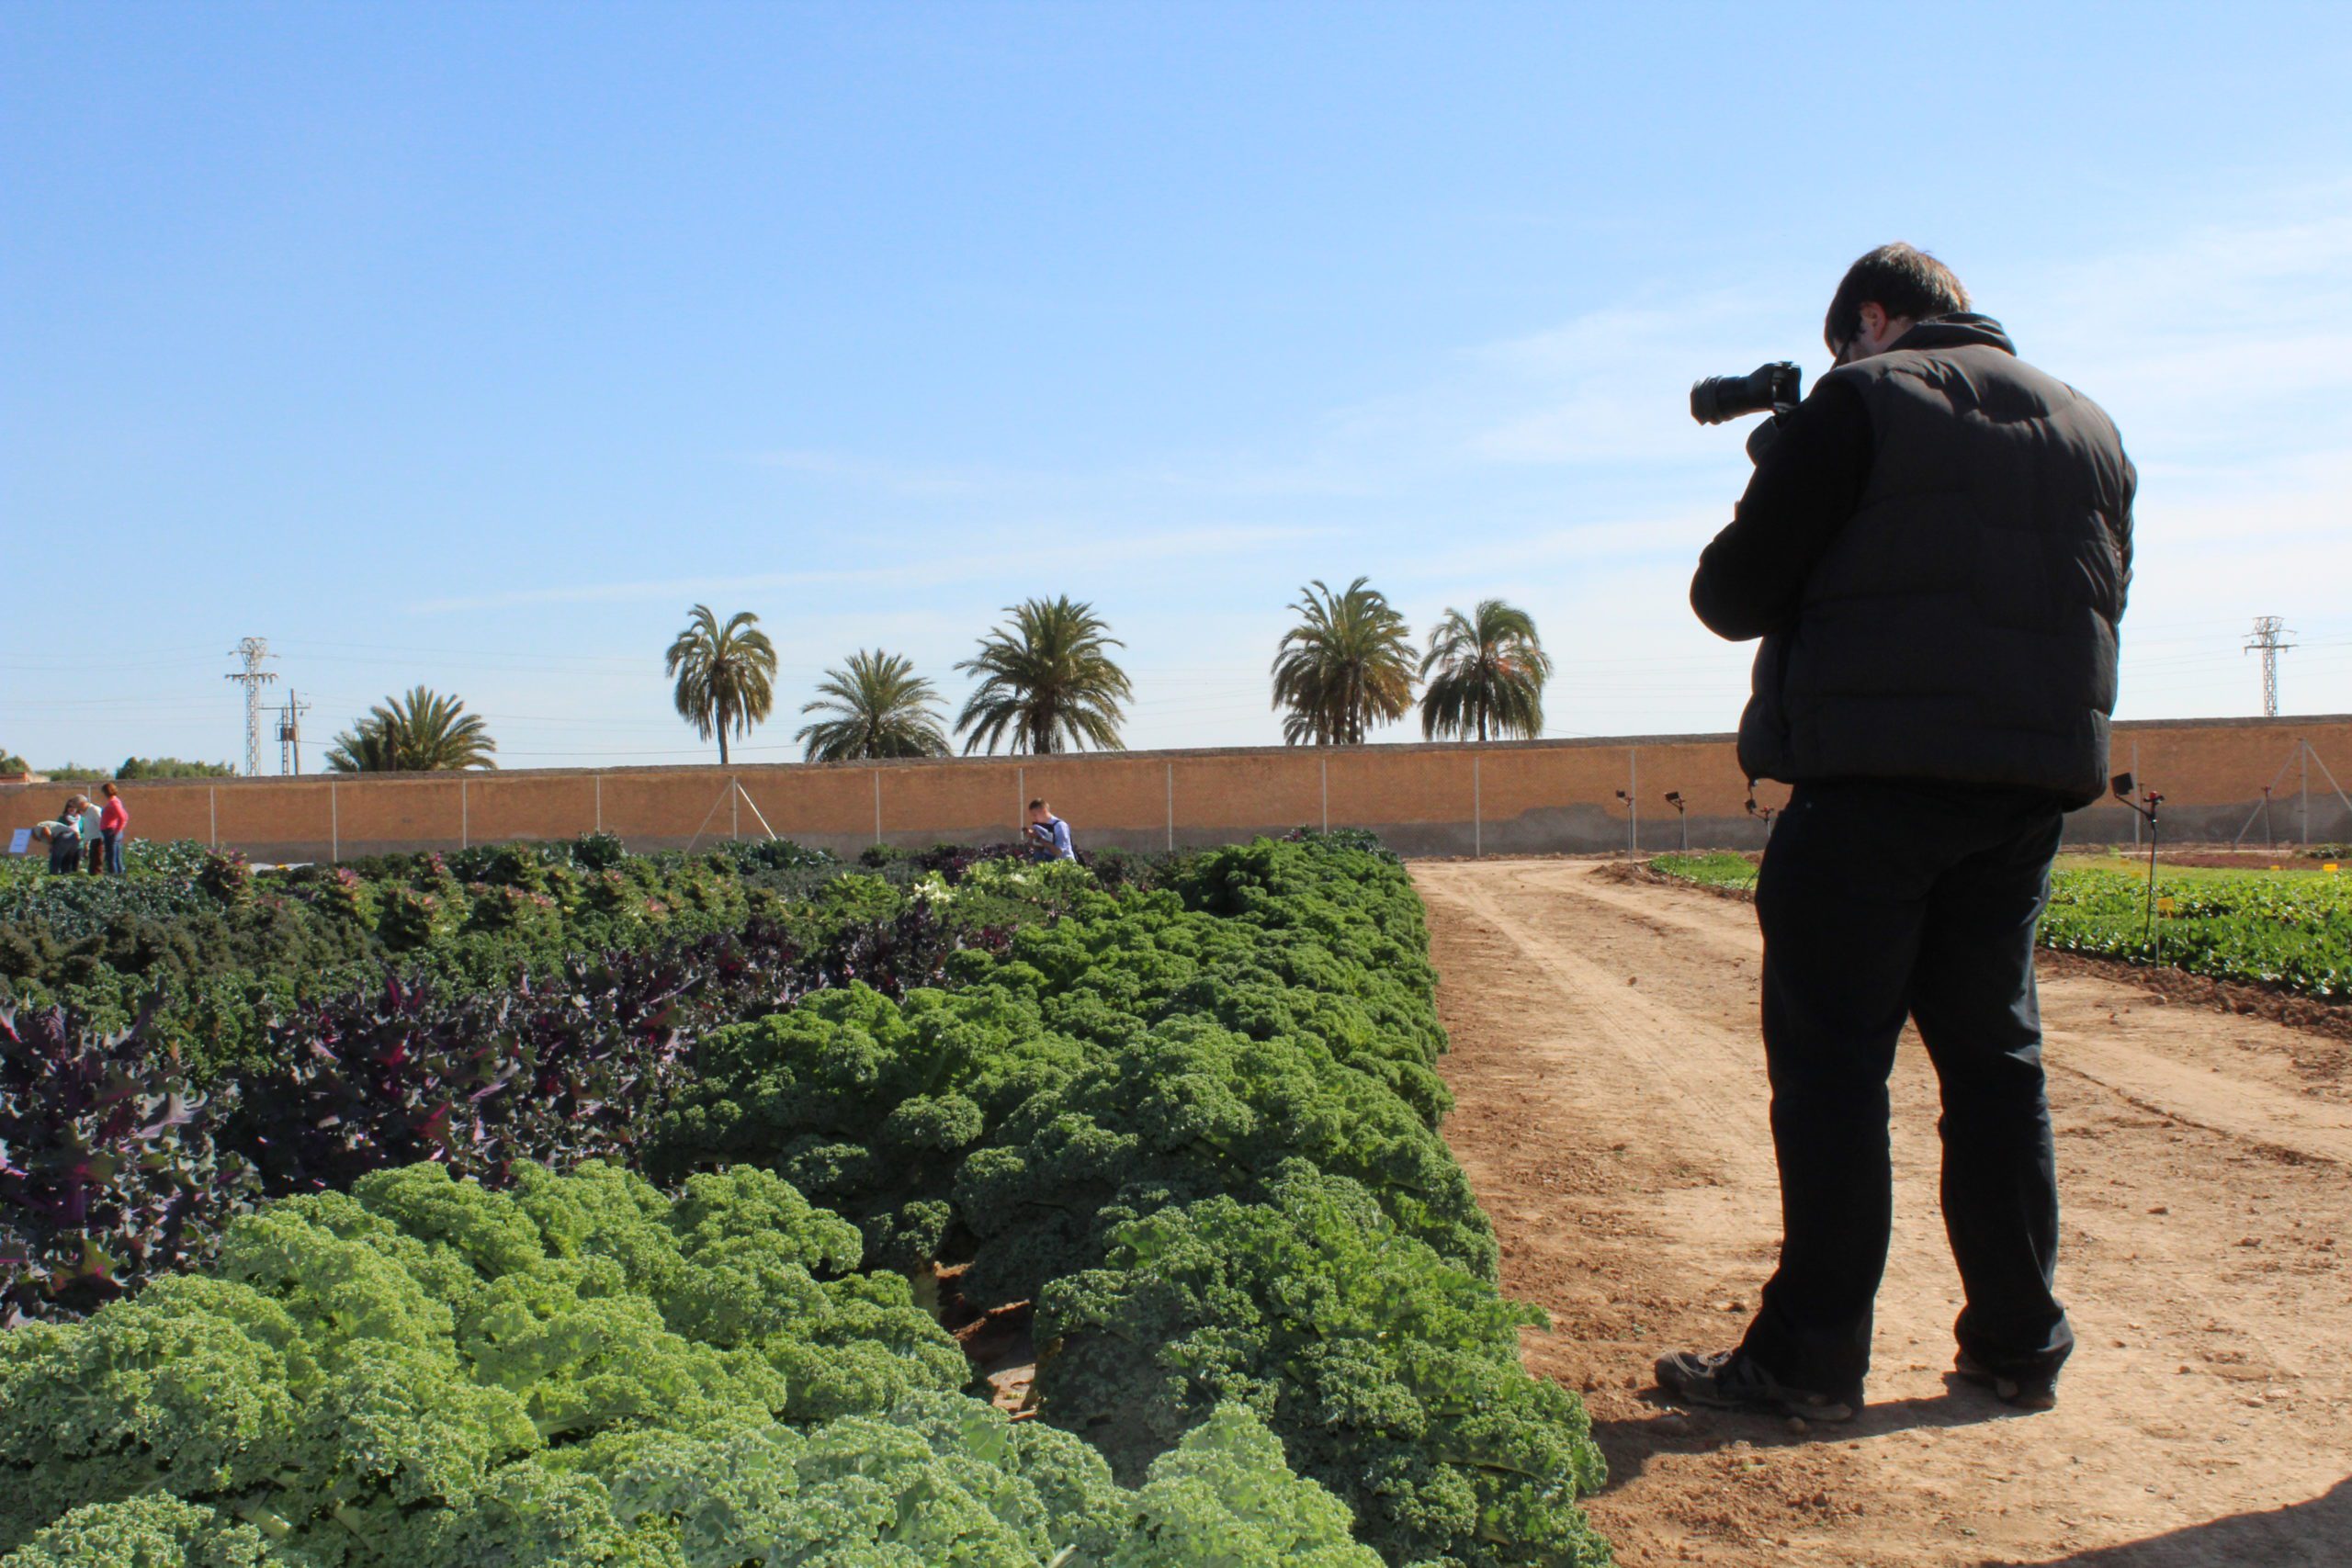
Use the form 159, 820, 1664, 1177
1649, 851, 2352, 998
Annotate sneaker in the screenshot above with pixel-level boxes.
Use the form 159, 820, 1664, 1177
1653, 1348, 1859, 1423
1953, 1351, 2059, 1411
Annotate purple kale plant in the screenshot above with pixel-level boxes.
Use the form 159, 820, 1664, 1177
0, 998, 256, 1325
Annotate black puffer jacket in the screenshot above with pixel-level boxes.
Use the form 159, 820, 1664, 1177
1719, 316, 2134, 807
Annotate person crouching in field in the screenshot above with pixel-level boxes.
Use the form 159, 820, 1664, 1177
43, 796, 85, 874
1656, 244, 2134, 1422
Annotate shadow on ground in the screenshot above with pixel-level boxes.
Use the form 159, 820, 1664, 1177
1589, 1373, 2036, 1495
1976, 1477, 2350, 1566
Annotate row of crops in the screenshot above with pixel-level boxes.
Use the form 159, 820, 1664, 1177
0, 832, 1611, 1567
1649, 851, 2352, 999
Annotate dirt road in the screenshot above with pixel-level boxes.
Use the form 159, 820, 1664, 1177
1415, 858, 2350, 1568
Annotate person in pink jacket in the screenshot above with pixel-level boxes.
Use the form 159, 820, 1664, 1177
97, 782, 130, 875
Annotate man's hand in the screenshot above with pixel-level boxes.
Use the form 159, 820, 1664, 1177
1690, 376, 1875, 642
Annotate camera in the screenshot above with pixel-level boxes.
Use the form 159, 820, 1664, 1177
1690, 361, 1803, 426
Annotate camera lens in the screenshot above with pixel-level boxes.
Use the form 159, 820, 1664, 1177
1690, 372, 1764, 425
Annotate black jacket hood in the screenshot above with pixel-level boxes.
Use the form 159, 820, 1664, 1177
1889, 312, 2015, 355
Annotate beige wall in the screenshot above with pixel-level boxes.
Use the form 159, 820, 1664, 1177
9, 716, 2349, 863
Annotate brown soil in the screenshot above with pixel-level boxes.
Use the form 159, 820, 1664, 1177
1416, 857, 2352, 1567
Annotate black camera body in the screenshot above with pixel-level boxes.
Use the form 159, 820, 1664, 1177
1690, 361, 1803, 427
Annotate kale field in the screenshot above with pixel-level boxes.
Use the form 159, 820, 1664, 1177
0, 832, 1611, 1567
1649, 850, 2352, 999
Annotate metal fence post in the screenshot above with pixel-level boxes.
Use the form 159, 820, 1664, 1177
1628, 748, 1639, 853
1473, 751, 1482, 858
730, 776, 740, 840
2132, 739, 2142, 848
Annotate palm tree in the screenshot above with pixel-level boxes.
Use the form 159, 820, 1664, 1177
1419, 599, 1553, 742
665, 605, 777, 765
796, 649, 952, 761
325, 687, 497, 773
1270, 577, 1417, 745
954, 596, 1132, 754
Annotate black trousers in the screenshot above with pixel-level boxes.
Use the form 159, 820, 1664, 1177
1737, 779, 2075, 1398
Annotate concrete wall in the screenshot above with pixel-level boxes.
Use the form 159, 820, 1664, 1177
8, 715, 2349, 864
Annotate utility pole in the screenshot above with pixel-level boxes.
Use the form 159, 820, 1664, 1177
277, 689, 312, 776
2245, 615, 2295, 717
224, 637, 277, 777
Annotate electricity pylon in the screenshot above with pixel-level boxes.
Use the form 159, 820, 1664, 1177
2245, 615, 2295, 718
225, 637, 277, 776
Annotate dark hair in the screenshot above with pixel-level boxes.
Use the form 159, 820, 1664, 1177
102, 782, 119, 797
1824, 243, 1969, 349
1027, 797, 1046, 810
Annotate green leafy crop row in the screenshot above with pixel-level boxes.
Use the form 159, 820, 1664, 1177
2039, 866, 2352, 998
4, 832, 1611, 1566
0, 837, 1080, 1078
1647, 852, 2352, 999
650, 837, 1611, 1567
0, 1160, 1378, 1567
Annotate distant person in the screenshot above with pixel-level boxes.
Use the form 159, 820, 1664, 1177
98, 782, 130, 874
1024, 798, 1075, 863
82, 795, 105, 874
1657, 245, 2134, 1422
45, 796, 85, 874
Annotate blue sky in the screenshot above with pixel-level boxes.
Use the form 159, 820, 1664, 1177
7, 1, 2352, 770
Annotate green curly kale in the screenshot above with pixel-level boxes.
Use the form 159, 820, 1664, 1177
0, 1495, 281, 1567
639, 837, 1608, 1567
2, 1154, 1394, 1568
648, 982, 1086, 1272
1037, 1164, 1611, 1568
952, 1016, 1492, 1308
0, 1161, 960, 1561
3, 1393, 1374, 1568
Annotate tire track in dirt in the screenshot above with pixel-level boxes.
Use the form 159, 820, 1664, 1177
1417, 857, 2351, 1567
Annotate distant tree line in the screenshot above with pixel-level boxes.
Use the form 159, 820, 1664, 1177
2, 754, 239, 782
70, 582, 1555, 777
657, 583, 1551, 764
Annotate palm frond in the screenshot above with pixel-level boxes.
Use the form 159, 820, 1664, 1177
952, 597, 1131, 755
667, 604, 779, 762
1270, 577, 1417, 746
795, 649, 951, 761
1419, 599, 1552, 741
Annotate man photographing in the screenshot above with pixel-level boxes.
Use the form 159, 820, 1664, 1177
1023, 798, 1076, 863
1657, 244, 2136, 1421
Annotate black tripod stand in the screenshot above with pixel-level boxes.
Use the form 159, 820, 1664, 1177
2110, 772, 2165, 964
